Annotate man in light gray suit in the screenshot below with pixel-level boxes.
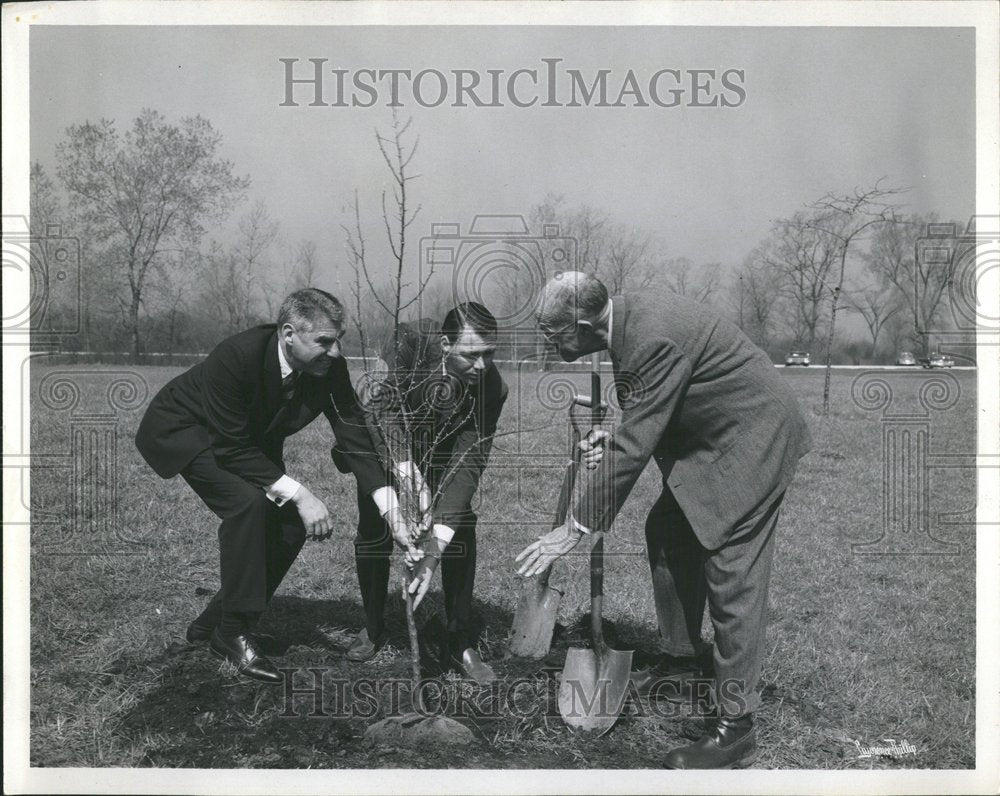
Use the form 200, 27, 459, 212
517, 271, 811, 769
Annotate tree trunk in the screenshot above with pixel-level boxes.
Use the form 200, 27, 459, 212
822, 287, 839, 415
168, 307, 177, 359
130, 294, 141, 359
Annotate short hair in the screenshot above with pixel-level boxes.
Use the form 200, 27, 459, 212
441, 301, 498, 343
537, 271, 609, 329
277, 288, 344, 330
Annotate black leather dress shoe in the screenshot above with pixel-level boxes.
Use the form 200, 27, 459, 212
186, 621, 214, 644
346, 628, 386, 662
189, 621, 281, 654
664, 715, 757, 769
209, 629, 282, 684
454, 648, 496, 685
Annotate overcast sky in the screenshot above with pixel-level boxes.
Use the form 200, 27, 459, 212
30, 24, 975, 292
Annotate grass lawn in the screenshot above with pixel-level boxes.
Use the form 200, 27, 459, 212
27, 363, 976, 769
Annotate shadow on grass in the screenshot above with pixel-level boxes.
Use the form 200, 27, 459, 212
115, 589, 668, 769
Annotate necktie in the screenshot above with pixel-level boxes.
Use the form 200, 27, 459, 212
280, 371, 299, 403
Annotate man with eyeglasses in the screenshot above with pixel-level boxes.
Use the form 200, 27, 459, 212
349, 302, 508, 684
517, 272, 811, 768
136, 288, 416, 683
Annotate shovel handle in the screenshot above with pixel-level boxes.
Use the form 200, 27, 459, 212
590, 532, 606, 652
590, 366, 602, 427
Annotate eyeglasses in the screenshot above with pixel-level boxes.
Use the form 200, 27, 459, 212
539, 322, 574, 343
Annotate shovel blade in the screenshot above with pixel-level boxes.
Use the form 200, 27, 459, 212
558, 646, 634, 735
507, 575, 562, 659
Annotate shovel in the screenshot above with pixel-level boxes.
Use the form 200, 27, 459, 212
556, 357, 633, 735
557, 531, 634, 735
507, 436, 578, 658
508, 360, 606, 658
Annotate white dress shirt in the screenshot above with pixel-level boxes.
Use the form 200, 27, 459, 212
265, 338, 398, 517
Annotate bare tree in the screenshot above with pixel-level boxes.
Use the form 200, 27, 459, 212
148, 250, 198, 356
570, 205, 609, 273
867, 212, 961, 356
842, 281, 904, 360
342, 111, 436, 362
376, 111, 431, 359
56, 109, 248, 355
760, 214, 838, 350
201, 203, 280, 334
343, 190, 375, 366
235, 201, 280, 320
662, 257, 721, 304
29, 162, 63, 331
292, 240, 321, 289
731, 250, 780, 349
201, 241, 243, 336
602, 226, 656, 294
801, 181, 905, 413
530, 196, 610, 273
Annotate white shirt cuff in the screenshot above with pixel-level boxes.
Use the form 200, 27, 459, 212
571, 517, 592, 535
432, 524, 455, 544
266, 475, 301, 506
371, 486, 399, 517
394, 460, 419, 479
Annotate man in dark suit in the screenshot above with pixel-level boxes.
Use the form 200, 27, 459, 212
136, 288, 417, 683
349, 302, 508, 684
517, 272, 811, 768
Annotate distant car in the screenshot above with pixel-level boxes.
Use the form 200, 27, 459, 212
784, 351, 810, 367
896, 351, 917, 366
921, 352, 955, 369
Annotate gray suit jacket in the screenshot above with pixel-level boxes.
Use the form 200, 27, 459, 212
572, 291, 811, 549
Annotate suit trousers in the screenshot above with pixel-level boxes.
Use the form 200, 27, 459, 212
181, 448, 306, 619
645, 485, 783, 717
355, 482, 478, 648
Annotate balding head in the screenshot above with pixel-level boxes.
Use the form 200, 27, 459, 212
537, 271, 610, 331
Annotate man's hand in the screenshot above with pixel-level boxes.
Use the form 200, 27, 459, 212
384, 506, 421, 565
291, 486, 333, 541
515, 522, 585, 578
579, 428, 611, 470
395, 461, 432, 533
406, 536, 447, 610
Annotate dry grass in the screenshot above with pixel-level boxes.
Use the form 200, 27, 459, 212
28, 364, 976, 768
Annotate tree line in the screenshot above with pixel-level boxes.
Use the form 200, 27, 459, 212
28, 108, 971, 364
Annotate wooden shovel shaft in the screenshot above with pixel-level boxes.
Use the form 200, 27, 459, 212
588, 357, 606, 654
554, 432, 582, 527
590, 532, 606, 653
591, 369, 602, 426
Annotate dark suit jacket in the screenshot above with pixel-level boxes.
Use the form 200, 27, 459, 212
573, 292, 811, 549
135, 325, 386, 495
362, 320, 508, 528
